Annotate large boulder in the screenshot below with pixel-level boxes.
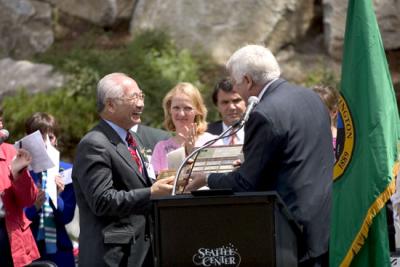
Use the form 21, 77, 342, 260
0, 0, 54, 58
54, 0, 137, 27
129, 0, 314, 63
323, 0, 400, 60
0, 58, 65, 98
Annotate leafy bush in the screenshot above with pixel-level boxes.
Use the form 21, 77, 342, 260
2, 87, 98, 161
302, 65, 340, 90
2, 30, 219, 160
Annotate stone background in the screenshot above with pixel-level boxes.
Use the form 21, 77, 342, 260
0, 0, 399, 100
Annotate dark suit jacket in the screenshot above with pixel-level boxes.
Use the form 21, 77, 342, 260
135, 124, 170, 152
72, 120, 153, 267
207, 121, 223, 135
208, 79, 333, 260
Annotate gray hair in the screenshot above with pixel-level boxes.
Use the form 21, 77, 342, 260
96, 73, 129, 112
226, 45, 281, 85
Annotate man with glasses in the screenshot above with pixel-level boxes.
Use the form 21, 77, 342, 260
72, 73, 174, 267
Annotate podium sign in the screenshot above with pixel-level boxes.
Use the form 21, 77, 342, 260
152, 192, 300, 267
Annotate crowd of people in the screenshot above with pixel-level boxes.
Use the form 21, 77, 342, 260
0, 44, 342, 267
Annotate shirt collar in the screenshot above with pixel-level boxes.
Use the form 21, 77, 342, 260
222, 122, 245, 145
130, 124, 138, 133
258, 78, 279, 100
104, 120, 129, 146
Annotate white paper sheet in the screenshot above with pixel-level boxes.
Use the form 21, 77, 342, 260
14, 130, 55, 173
60, 168, 72, 185
167, 147, 186, 171
45, 138, 59, 209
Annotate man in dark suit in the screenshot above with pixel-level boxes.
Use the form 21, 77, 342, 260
186, 45, 333, 266
72, 73, 173, 267
207, 78, 246, 145
134, 124, 170, 152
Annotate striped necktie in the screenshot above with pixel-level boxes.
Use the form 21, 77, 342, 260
126, 133, 143, 173
37, 171, 57, 254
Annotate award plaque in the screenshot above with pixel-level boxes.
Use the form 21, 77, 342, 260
191, 144, 243, 174
170, 145, 243, 194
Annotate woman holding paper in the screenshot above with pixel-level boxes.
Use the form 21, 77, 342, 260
0, 143, 40, 267
151, 82, 222, 175
24, 112, 76, 267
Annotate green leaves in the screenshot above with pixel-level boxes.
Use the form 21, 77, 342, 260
2, 30, 218, 160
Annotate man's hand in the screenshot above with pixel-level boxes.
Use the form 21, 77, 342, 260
150, 176, 174, 197
11, 148, 32, 180
184, 172, 207, 192
232, 159, 242, 169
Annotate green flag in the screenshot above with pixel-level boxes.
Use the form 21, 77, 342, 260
330, 0, 400, 266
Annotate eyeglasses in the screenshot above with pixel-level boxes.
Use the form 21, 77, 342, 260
118, 93, 145, 102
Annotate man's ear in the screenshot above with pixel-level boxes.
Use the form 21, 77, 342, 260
243, 74, 253, 91
105, 98, 116, 113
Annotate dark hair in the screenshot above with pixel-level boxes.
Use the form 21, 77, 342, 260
25, 112, 58, 135
212, 77, 233, 106
0, 107, 3, 116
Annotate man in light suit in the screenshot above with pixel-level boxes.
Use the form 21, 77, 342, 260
186, 45, 333, 266
207, 78, 246, 145
72, 73, 173, 267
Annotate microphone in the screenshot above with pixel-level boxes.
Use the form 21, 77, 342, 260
234, 96, 260, 128
0, 129, 9, 144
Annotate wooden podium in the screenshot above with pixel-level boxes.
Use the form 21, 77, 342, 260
152, 191, 301, 267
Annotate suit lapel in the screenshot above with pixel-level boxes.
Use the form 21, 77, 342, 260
99, 120, 149, 186
130, 127, 145, 151
218, 122, 223, 135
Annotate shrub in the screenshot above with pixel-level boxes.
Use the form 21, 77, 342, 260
2, 30, 219, 160
2, 87, 98, 161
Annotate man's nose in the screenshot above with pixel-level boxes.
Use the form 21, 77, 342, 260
135, 98, 144, 109
227, 102, 236, 110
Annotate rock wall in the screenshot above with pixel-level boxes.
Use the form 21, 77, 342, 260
129, 0, 314, 64
0, 0, 53, 59
0, 0, 399, 96
323, 0, 400, 60
0, 58, 64, 97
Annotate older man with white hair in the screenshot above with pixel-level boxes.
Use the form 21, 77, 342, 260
186, 45, 333, 266
73, 73, 174, 267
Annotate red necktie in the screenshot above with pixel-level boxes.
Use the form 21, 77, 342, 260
126, 133, 143, 173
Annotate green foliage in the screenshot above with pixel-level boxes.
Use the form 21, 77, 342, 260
2, 87, 97, 161
302, 66, 340, 90
35, 30, 209, 127
2, 30, 219, 159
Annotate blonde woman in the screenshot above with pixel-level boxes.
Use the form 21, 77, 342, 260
151, 82, 222, 175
